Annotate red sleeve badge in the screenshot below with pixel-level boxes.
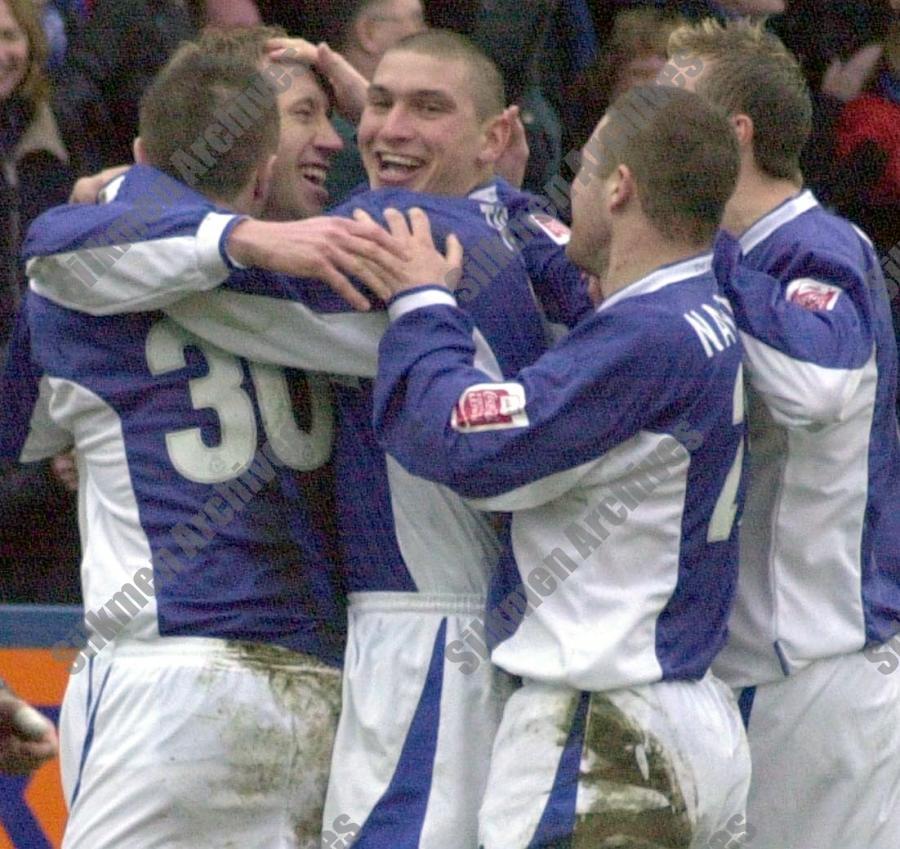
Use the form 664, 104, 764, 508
785, 278, 842, 311
451, 383, 529, 432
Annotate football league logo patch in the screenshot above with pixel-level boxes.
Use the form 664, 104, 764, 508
785, 278, 842, 311
451, 383, 529, 432
529, 213, 570, 245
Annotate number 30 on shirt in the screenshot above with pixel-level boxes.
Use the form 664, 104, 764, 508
146, 318, 333, 484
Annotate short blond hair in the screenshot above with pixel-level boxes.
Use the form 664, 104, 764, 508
668, 19, 811, 182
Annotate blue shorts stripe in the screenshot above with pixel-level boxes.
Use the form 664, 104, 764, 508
353, 618, 448, 848
526, 690, 591, 848
738, 685, 756, 729
70, 662, 112, 807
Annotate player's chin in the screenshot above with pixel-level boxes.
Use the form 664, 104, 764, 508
292, 191, 329, 219
565, 236, 589, 272
302, 182, 330, 215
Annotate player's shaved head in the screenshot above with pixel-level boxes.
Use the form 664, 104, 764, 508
384, 29, 505, 121
589, 85, 739, 244
667, 19, 812, 183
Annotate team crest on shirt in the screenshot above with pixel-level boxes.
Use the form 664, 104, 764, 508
451, 383, 529, 432
529, 213, 570, 246
785, 278, 842, 311
479, 201, 516, 253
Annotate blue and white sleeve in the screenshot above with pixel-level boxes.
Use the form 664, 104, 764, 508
164, 287, 385, 377
374, 288, 670, 512
723, 264, 873, 426
25, 203, 242, 314
514, 210, 592, 328
25, 199, 386, 376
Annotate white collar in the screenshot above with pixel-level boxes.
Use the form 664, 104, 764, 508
739, 190, 818, 254
597, 252, 713, 313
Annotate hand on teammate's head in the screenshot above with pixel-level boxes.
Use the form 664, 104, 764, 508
266, 37, 368, 123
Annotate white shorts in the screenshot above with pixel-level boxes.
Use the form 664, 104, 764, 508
741, 646, 900, 849
59, 636, 341, 849
323, 593, 514, 849
480, 673, 751, 849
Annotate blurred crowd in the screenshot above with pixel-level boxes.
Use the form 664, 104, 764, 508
1, 0, 899, 605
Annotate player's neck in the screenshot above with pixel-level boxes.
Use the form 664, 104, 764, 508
722, 169, 802, 237
601, 229, 707, 300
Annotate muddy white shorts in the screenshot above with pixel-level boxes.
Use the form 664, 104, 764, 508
59, 636, 341, 849
323, 592, 514, 849
740, 646, 900, 849
479, 673, 751, 849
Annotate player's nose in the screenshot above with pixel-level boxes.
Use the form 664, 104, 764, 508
317, 117, 344, 153
378, 103, 415, 141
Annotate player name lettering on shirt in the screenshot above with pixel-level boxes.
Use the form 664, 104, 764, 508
682, 296, 738, 359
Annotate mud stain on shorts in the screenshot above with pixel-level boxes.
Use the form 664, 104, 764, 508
211, 641, 342, 847
573, 694, 692, 849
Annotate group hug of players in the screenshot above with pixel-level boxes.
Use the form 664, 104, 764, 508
0, 13, 898, 849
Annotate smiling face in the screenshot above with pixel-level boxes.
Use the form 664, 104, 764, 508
0, 0, 28, 101
358, 49, 495, 196
263, 65, 343, 220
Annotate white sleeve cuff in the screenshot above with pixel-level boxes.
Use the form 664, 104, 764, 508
196, 212, 244, 278
387, 286, 458, 321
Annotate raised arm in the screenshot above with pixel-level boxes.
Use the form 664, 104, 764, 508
715, 235, 874, 427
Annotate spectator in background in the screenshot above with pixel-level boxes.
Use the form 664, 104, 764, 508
772, 0, 893, 208
1, 0, 71, 341
566, 7, 685, 152
0, 0, 80, 605
52, 0, 201, 175
331, 0, 425, 79
833, 15, 900, 252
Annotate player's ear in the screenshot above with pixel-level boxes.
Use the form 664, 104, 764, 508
730, 113, 754, 152
255, 153, 277, 207
608, 163, 635, 212
133, 137, 148, 165
477, 111, 512, 167
355, 12, 381, 56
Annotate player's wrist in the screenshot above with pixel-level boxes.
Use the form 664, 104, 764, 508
226, 218, 263, 268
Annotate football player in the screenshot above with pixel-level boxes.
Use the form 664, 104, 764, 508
369, 84, 752, 849
0, 43, 401, 849
16, 28, 589, 849
665, 19, 900, 849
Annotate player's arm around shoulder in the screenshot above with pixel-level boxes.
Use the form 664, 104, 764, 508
373, 225, 698, 511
